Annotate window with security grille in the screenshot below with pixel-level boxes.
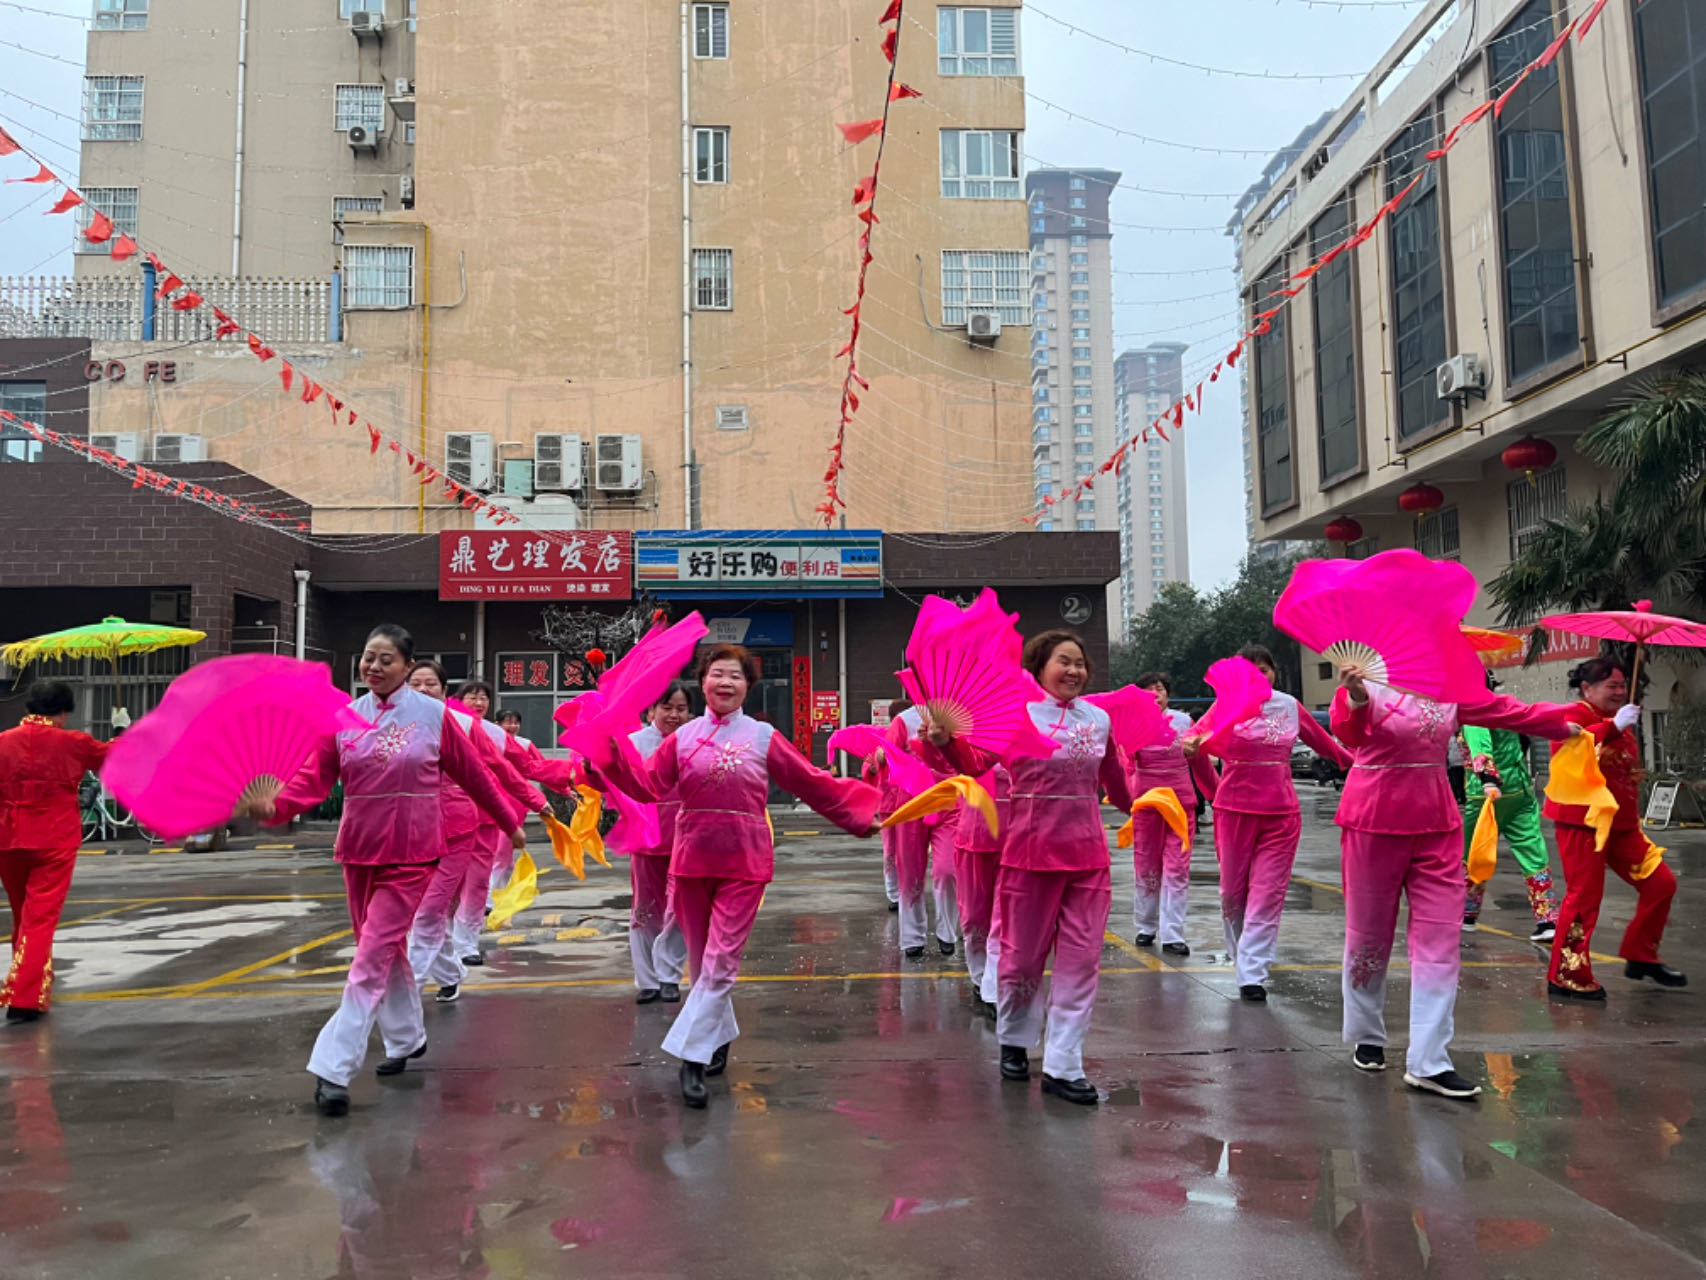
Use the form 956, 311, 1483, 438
82, 75, 143, 140
340, 0, 382, 13
75, 187, 138, 255
941, 250, 1026, 325
938, 7, 1019, 75
332, 195, 382, 244
335, 84, 385, 133
1635, 0, 1706, 308
693, 4, 729, 57
1506, 464, 1566, 559
1413, 505, 1461, 560
693, 248, 733, 310
344, 244, 414, 308
94, 0, 147, 29
940, 130, 1022, 199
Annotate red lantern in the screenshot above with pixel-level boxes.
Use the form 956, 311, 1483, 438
1501, 435, 1557, 481
1323, 516, 1363, 544
1398, 481, 1444, 515
585, 648, 608, 671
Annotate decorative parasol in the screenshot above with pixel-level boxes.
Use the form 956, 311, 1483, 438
1539, 601, 1706, 701
2, 615, 206, 718
1461, 625, 1524, 662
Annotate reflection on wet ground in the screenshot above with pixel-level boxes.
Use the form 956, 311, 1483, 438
1, 800, 1702, 1278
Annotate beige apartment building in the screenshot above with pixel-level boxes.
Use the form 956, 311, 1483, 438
1237, 0, 1706, 743
63, 0, 1031, 534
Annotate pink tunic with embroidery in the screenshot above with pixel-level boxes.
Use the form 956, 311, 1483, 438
1329, 682, 1575, 834
593, 708, 880, 883
1211, 692, 1350, 816
1130, 708, 1219, 806
272, 684, 515, 866
451, 711, 544, 837
1000, 698, 1135, 874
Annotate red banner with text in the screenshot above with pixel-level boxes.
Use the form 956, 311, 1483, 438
439, 530, 633, 601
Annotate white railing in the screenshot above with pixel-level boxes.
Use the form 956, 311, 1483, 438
0, 275, 335, 343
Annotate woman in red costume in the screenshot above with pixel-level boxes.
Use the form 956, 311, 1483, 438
0, 682, 110, 1023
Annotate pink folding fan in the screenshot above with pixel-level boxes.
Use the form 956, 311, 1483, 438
1082, 685, 1171, 754
828, 724, 936, 797
1191, 656, 1273, 755
896, 589, 1053, 759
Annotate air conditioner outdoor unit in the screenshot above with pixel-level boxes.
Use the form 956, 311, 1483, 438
967, 310, 1002, 342
715, 405, 749, 431
594, 433, 643, 493
152, 433, 204, 463
532, 432, 583, 492
445, 431, 494, 490
399, 175, 415, 207
347, 125, 380, 152
350, 10, 383, 38
394, 77, 413, 97
89, 432, 139, 461
1436, 353, 1487, 402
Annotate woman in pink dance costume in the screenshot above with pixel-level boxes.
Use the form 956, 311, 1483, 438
402, 664, 548, 1004
953, 765, 1010, 1019
252, 625, 528, 1117
583, 645, 880, 1109
1127, 671, 1218, 956
1195, 646, 1351, 1002
614, 682, 693, 1006
885, 706, 962, 959
1331, 664, 1576, 1099
994, 630, 1134, 1106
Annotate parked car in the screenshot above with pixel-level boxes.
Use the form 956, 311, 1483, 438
1291, 710, 1346, 788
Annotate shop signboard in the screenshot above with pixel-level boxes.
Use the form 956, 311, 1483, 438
635, 531, 883, 597
439, 530, 633, 600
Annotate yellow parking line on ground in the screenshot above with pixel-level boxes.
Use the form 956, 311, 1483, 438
1103, 930, 1163, 971
77, 849, 106, 856
176, 928, 354, 994
253, 843, 297, 850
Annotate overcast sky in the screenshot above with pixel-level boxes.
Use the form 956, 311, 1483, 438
0, 0, 1423, 589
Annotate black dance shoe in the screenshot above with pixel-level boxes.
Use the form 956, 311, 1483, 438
434, 983, 459, 1004
1352, 1044, 1387, 1072
1041, 1074, 1099, 1106
1403, 1069, 1482, 1100
887, 900, 899, 912
1547, 980, 1607, 1002
314, 1078, 350, 1116
462, 953, 484, 968
680, 1061, 708, 1108
904, 945, 925, 960
999, 1045, 1030, 1082
939, 939, 956, 956
5, 1007, 43, 1024
635, 988, 662, 1005
1162, 942, 1190, 958
1134, 932, 1156, 947
1239, 984, 1267, 1003
1626, 961, 1688, 988
706, 1042, 731, 1077
375, 1043, 427, 1077
660, 982, 682, 1002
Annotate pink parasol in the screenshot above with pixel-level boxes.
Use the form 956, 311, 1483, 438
1191, 656, 1274, 755
1540, 600, 1706, 699
1273, 548, 1488, 703
102, 654, 371, 839
896, 589, 1054, 759
1082, 685, 1171, 754
828, 723, 936, 797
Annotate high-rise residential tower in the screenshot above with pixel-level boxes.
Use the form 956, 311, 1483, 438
1114, 342, 1189, 633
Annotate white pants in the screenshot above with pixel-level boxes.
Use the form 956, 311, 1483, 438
898, 821, 959, 950
881, 825, 900, 905
1343, 970, 1458, 1078
407, 924, 464, 989
1132, 875, 1188, 947
630, 851, 688, 990
661, 877, 764, 1065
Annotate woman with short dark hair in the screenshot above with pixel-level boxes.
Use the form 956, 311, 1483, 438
0, 682, 110, 1023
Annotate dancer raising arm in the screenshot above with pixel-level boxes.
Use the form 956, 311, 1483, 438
582, 645, 880, 1109
248, 625, 528, 1117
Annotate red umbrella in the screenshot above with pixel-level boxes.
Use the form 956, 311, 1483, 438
1539, 600, 1706, 700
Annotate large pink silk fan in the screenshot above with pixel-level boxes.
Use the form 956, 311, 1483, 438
1082, 686, 1171, 754
1273, 549, 1487, 703
102, 654, 371, 839
1191, 656, 1273, 755
828, 723, 936, 797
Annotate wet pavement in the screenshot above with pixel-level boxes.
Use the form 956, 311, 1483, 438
3, 786, 1704, 1279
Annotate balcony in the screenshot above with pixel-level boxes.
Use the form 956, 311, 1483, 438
0, 274, 337, 343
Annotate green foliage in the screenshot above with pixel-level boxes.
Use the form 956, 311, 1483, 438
1112, 550, 1314, 698
1663, 701, 1706, 780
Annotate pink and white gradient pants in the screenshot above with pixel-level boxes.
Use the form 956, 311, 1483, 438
896, 819, 960, 950
1340, 829, 1463, 1079
450, 827, 506, 961
1215, 809, 1301, 988
996, 865, 1112, 1081
309, 861, 437, 1087
1132, 797, 1197, 946
980, 869, 1005, 1006
629, 853, 688, 992
661, 875, 766, 1066
407, 830, 481, 989
880, 824, 900, 905
957, 849, 1001, 991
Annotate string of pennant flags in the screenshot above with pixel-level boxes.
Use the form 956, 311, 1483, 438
1029, 0, 1612, 522
0, 123, 531, 536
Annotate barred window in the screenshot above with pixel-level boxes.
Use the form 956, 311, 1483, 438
1413, 505, 1461, 560
693, 248, 733, 310
335, 84, 386, 133
75, 187, 138, 255
82, 75, 143, 140
941, 249, 1026, 325
1506, 464, 1566, 559
344, 244, 414, 308
94, 0, 148, 29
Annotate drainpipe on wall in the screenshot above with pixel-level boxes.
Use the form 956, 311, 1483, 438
141, 260, 156, 340
474, 600, 486, 678
292, 569, 310, 660
680, 0, 695, 529
231, 0, 249, 275
329, 271, 342, 342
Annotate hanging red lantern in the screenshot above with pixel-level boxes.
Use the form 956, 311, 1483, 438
1323, 516, 1364, 544
1500, 435, 1557, 481
1397, 481, 1444, 515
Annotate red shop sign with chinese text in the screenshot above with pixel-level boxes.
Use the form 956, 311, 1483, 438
438, 530, 633, 601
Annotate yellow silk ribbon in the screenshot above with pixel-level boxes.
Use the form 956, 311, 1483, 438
487, 850, 538, 929
1466, 792, 1500, 885
570, 784, 610, 868
882, 776, 998, 838
1543, 733, 1618, 851
1633, 834, 1667, 882
1116, 787, 1191, 854
543, 809, 585, 881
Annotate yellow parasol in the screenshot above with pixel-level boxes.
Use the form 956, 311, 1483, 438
1461, 625, 1524, 663
1, 615, 206, 715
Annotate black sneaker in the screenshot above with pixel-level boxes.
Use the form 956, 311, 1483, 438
1239, 984, 1267, 1003
375, 1043, 427, 1077
1403, 1069, 1482, 1100
887, 900, 899, 913
462, 953, 484, 968
1626, 961, 1688, 988
4, 1006, 43, 1024
1352, 1044, 1386, 1072
434, 983, 460, 1004
938, 939, 956, 956
314, 1078, 350, 1117
1548, 980, 1607, 1002
1461, 917, 1479, 933
635, 988, 662, 1005
1530, 921, 1556, 944
1161, 942, 1190, 958
1134, 932, 1156, 947
999, 1045, 1030, 1082
660, 982, 682, 1003
1041, 1074, 1099, 1105
904, 945, 925, 960
706, 1042, 730, 1077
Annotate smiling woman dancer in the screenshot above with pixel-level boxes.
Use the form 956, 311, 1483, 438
581, 645, 880, 1108
252, 625, 527, 1117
